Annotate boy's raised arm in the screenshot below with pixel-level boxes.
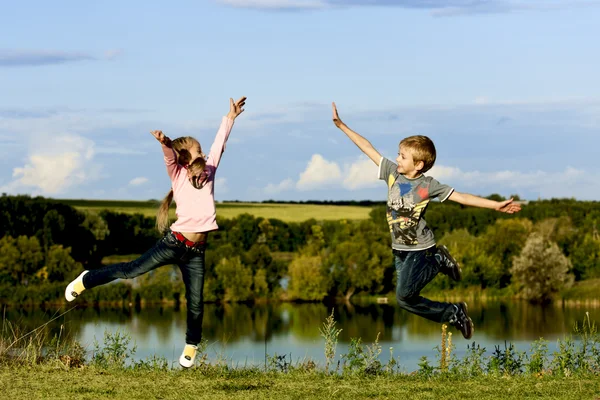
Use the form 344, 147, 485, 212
448, 191, 522, 214
332, 102, 382, 166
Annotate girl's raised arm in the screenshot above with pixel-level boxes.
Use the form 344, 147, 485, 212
151, 130, 180, 180
206, 97, 246, 169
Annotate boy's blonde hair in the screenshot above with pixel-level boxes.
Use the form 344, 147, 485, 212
400, 135, 436, 173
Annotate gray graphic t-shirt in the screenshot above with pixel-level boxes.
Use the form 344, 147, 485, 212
378, 157, 454, 251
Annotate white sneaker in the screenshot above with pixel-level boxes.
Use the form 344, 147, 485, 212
179, 344, 198, 368
65, 270, 89, 302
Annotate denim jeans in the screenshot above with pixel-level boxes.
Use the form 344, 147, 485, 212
394, 247, 455, 323
83, 231, 206, 345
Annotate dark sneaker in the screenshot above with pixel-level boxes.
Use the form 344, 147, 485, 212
436, 245, 462, 282
449, 302, 474, 339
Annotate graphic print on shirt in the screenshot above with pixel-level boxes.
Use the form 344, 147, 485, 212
386, 175, 430, 245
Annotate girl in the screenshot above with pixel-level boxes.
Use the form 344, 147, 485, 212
65, 96, 247, 368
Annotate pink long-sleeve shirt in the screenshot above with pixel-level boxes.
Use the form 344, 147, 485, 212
161, 116, 234, 233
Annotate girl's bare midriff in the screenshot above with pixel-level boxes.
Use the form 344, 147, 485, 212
181, 232, 208, 243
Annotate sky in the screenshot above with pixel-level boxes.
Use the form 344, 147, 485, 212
1, 0, 599, 202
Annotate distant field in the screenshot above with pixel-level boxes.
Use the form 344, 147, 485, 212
59, 199, 374, 222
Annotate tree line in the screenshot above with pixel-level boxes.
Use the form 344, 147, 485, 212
1, 194, 598, 306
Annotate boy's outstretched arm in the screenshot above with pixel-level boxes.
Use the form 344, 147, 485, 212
332, 102, 382, 166
448, 192, 522, 214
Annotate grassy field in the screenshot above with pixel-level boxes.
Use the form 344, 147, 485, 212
1, 366, 598, 400
58, 199, 374, 222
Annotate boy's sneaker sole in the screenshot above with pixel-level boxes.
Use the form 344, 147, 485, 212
437, 245, 462, 282
451, 302, 474, 339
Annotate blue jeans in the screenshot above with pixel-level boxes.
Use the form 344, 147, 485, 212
83, 231, 206, 345
394, 247, 455, 323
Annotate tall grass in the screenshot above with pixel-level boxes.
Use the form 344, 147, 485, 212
3, 309, 600, 380
1, 308, 85, 368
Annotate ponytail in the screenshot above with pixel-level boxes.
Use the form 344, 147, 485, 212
156, 189, 174, 233
156, 136, 204, 233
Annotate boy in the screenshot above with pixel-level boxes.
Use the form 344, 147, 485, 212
331, 102, 521, 339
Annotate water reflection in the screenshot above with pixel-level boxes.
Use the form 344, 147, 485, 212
3, 301, 598, 371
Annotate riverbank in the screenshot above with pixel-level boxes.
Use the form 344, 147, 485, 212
349, 278, 600, 308
2, 279, 600, 309
2, 307, 600, 399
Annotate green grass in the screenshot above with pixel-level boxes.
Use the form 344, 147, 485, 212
0, 366, 598, 400
59, 199, 374, 222
3, 311, 600, 399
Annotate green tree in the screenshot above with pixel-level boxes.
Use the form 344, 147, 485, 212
243, 244, 283, 292
327, 241, 387, 300
43, 245, 82, 282
438, 229, 503, 289
305, 225, 325, 255
226, 214, 261, 251
569, 233, 600, 280
0, 236, 44, 285
253, 268, 269, 297
511, 232, 574, 304
244, 244, 273, 273
486, 194, 506, 201
286, 224, 332, 301
81, 211, 110, 241
215, 256, 253, 302
287, 254, 330, 301
257, 219, 274, 245
480, 218, 533, 287
42, 210, 66, 249
533, 216, 576, 256
0, 236, 19, 284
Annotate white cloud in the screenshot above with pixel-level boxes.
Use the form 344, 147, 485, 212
263, 155, 377, 192
264, 178, 295, 195
428, 165, 600, 199
262, 152, 600, 200
428, 165, 585, 188
1, 134, 99, 195
342, 157, 379, 190
296, 154, 342, 190
129, 177, 149, 186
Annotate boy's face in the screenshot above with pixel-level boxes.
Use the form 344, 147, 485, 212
396, 145, 421, 177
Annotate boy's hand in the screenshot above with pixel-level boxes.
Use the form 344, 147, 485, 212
332, 102, 344, 128
496, 198, 522, 214
151, 130, 171, 147
227, 96, 247, 120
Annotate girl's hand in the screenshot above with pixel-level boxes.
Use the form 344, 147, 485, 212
150, 130, 171, 147
332, 102, 344, 128
227, 96, 247, 120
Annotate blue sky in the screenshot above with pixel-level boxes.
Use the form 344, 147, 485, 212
1, 0, 599, 201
